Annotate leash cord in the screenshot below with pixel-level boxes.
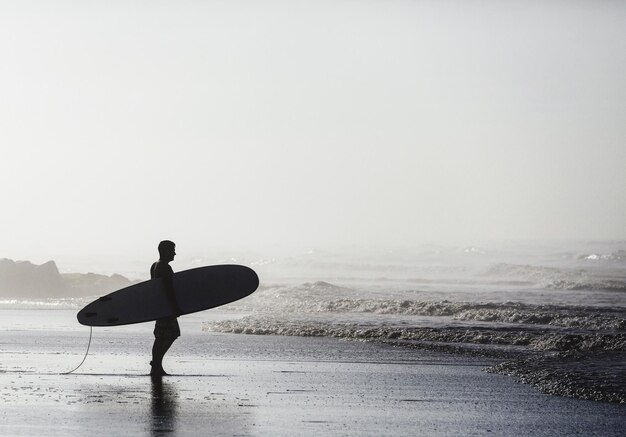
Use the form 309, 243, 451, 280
62, 326, 93, 375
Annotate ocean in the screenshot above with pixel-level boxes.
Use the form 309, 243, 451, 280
2, 241, 625, 404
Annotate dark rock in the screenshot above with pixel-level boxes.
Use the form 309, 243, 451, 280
0, 258, 135, 298
0, 258, 67, 297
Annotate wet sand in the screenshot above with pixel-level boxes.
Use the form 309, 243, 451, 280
0, 333, 626, 430
1, 316, 625, 436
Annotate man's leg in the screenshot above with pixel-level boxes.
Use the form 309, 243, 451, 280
151, 336, 176, 375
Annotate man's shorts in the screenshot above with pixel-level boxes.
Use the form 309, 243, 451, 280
154, 316, 181, 339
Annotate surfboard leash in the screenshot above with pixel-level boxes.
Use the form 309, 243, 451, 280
61, 326, 93, 375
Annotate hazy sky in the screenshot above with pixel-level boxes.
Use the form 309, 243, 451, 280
1, 0, 625, 265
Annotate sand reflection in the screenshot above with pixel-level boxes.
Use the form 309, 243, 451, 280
150, 377, 177, 435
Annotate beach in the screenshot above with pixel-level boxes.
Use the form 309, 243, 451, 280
1, 309, 624, 436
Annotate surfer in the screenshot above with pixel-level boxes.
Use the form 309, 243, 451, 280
150, 240, 182, 377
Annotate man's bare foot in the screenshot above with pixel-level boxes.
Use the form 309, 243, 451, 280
150, 361, 169, 377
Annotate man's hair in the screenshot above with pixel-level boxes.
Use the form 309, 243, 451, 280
158, 240, 176, 256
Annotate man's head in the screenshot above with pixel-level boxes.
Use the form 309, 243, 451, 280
158, 240, 176, 262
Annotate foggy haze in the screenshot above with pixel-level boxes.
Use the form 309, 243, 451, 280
1, 0, 625, 270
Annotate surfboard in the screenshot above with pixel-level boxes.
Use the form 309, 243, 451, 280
77, 265, 259, 327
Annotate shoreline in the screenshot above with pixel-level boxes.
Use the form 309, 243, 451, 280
1, 322, 625, 436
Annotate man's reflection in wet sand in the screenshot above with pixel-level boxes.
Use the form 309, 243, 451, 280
150, 377, 177, 436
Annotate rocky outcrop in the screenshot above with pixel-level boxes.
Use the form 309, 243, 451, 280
0, 259, 67, 297
0, 258, 135, 298
62, 272, 135, 296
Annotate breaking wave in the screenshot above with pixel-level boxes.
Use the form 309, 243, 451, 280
482, 263, 626, 291
232, 282, 626, 331
578, 250, 626, 263
205, 317, 626, 353
545, 279, 626, 292
0, 298, 87, 309
321, 300, 625, 330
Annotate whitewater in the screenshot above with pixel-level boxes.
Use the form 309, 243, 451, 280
202, 241, 626, 403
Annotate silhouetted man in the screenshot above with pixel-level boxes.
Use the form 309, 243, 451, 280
150, 240, 181, 377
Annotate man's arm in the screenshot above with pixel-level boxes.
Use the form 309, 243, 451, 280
163, 267, 182, 316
